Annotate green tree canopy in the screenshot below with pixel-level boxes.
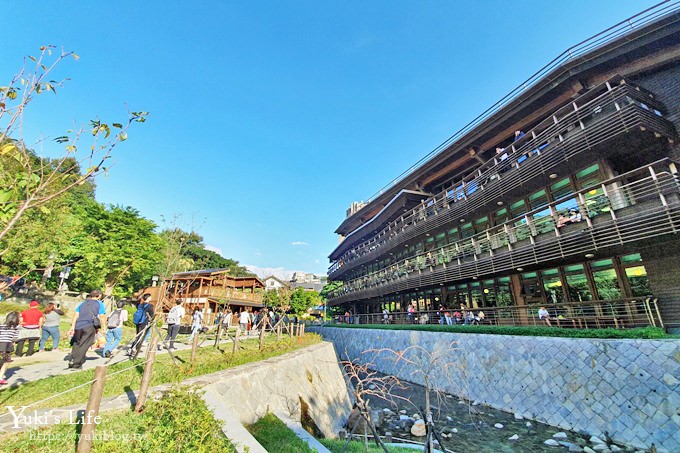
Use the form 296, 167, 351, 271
70, 204, 162, 297
289, 287, 322, 315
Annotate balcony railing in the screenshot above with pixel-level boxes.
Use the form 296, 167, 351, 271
329, 80, 676, 279
329, 159, 680, 304
332, 297, 663, 330
358, 1, 680, 206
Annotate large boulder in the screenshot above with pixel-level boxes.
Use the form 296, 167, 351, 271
411, 419, 427, 437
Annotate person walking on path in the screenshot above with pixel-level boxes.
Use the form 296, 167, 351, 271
39, 302, 64, 352
0, 312, 20, 385
131, 294, 155, 355
188, 308, 204, 341
67, 289, 106, 370
239, 309, 250, 335
164, 299, 185, 350
16, 300, 44, 357
102, 300, 128, 358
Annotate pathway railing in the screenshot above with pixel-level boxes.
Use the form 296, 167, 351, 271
332, 297, 663, 330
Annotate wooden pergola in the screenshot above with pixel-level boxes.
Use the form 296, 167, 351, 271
139, 268, 265, 325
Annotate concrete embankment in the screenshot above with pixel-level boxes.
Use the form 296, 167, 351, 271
1, 341, 352, 452
310, 326, 680, 452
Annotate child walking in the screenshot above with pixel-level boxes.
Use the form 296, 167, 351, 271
0, 312, 20, 385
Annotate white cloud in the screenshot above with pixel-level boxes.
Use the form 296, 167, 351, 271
290, 241, 309, 246
245, 265, 297, 281
204, 245, 223, 256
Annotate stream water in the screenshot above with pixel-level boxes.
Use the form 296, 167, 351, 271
358, 376, 627, 453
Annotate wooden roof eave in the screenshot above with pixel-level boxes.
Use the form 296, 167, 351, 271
334, 11, 680, 238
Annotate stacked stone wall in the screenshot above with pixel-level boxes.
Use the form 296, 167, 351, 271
312, 327, 680, 452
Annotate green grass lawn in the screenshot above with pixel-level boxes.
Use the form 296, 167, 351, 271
0, 333, 321, 409
320, 438, 420, 453
247, 413, 315, 453
0, 385, 235, 452
325, 323, 671, 339
246, 413, 418, 453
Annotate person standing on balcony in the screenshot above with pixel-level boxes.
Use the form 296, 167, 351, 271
407, 303, 416, 323
514, 130, 525, 141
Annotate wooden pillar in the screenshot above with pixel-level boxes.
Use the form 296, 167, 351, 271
76, 365, 107, 453
190, 332, 199, 362
135, 336, 159, 412
232, 327, 240, 355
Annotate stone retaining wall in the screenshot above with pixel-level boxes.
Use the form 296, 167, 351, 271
310, 326, 680, 452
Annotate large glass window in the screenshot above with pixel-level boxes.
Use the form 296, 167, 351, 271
456, 284, 470, 308
497, 277, 512, 307
470, 282, 482, 308
541, 268, 565, 304
550, 178, 573, 200
564, 264, 593, 301
590, 259, 622, 300
447, 227, 459, 243
509, 199, 527, 219
494, 207, 509, 225
521, 272, 543, 301
482, 279, 496, 307
474, 216, 489, 233
621, 254, 651, 297
461, 222, 474, 239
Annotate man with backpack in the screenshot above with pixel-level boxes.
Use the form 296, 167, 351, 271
164, 299, 185, 350
188, 308, 204, 341
102, 300, 128, 358
130, 293, 155, 355
67, 289, 107, 370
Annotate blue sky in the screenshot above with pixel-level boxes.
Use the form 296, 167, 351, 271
0, 1, 662, 278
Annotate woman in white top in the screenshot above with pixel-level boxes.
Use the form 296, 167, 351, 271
239, 310, 250, 335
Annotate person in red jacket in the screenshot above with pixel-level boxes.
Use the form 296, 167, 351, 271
16, 300, 44, 357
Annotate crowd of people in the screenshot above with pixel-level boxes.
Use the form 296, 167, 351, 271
0, 290, 291, 384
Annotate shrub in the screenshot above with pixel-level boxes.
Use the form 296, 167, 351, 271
324, 323, 669, 339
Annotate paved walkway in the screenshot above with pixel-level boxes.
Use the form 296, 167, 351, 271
2, 331, 247, 387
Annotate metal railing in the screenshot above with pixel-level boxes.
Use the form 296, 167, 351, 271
329, 159, 680, 304
353, 1, 680, 207
332, 297, 663, 329
329, 80, 676, 278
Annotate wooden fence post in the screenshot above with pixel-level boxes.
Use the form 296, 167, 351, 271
214, 322, 222, 348
276, 322, 281, 342
289, 322, 294, 338
258, 319, 266, 350
135, 335, 159, 413
232, 327, 240, 355
76, 365, 107, 453
190, 331, 200, 363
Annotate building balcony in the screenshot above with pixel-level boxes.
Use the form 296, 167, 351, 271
329, 79, 676, 280
328, 159, 680, 305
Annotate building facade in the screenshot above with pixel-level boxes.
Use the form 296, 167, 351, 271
327, 5, 680, 331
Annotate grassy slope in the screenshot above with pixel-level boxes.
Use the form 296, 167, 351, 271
1, 385, 236, 452
0, 333, 321, 408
